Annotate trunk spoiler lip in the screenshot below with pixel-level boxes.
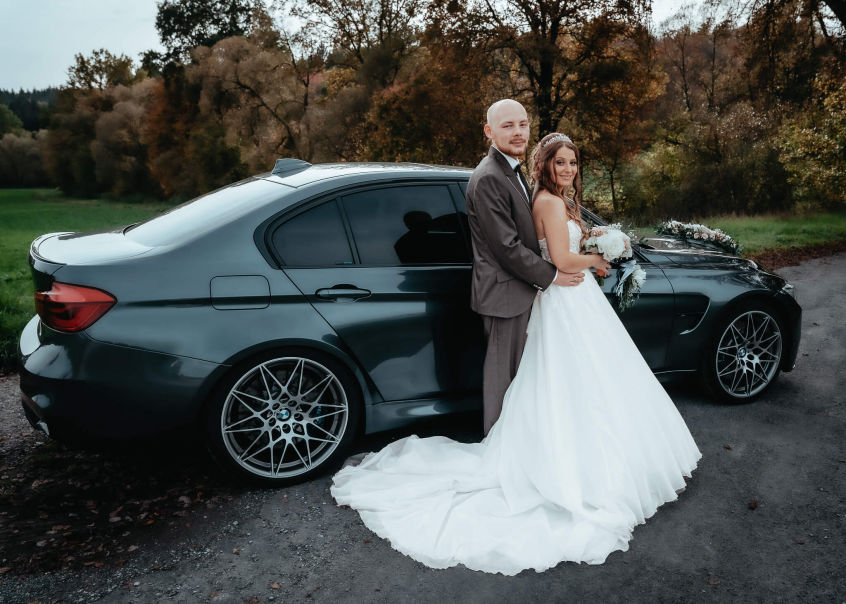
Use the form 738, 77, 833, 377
30, 232, 73, 264
30, 233, 70, 277
30, 230, 155, 267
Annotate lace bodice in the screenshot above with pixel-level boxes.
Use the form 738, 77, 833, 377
539, 220, 581, 262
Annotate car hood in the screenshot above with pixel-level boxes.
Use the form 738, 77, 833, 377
639, 237, 749, 265
32, 229, 153, 265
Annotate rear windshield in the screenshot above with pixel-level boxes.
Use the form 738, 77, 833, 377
125, 179, 288, 246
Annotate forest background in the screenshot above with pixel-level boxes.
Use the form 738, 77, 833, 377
0, 0, 843, 220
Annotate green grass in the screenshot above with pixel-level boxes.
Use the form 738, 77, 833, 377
0, 189, 173, 369
705, 213, 846, 255
633, 211, 846, 255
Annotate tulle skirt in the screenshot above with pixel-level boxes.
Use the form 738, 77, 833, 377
331, 271, 701, 575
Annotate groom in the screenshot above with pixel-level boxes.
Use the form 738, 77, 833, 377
466, 99, 584, 434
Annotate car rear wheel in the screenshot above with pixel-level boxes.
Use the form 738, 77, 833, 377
206, 350, 361, 486
702, 302, 785, 402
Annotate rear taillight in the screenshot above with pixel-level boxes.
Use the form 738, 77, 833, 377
34, 282, 116, 332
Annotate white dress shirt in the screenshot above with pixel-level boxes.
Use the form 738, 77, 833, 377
494, 146, 530, 201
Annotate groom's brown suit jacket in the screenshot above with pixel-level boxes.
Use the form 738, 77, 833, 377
466, 146, 557, 318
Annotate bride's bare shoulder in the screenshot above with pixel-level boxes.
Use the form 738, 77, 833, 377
532, 190, 565, 215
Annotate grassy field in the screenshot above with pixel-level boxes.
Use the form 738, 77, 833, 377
0, 189, 174, 369
1, 189, 845, 371
704, 213, 846, 255
632, 212, 846, 255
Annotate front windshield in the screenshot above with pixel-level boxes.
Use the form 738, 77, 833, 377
581, 207, 607, 227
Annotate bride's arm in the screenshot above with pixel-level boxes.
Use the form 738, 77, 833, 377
534, 194, 609, 273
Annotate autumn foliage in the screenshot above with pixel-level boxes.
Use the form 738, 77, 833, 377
1, 0, 843, 218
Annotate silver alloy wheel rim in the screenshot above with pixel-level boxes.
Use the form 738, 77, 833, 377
715, 310, 782, 398
220, 357, 349, 479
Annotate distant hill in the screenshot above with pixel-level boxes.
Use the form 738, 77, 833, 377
0, 88, 59, 131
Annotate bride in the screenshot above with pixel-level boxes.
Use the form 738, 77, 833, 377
330, 133, 701, 575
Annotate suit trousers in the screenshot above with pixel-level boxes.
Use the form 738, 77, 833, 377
481, 309, 531, 435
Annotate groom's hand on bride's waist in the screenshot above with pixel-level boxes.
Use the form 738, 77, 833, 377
553, 271, 585, 287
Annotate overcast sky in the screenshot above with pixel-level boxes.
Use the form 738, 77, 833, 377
0, 0, 689, 91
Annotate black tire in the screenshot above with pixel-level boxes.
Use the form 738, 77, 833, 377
700, 300, 786, 403
205, 348, 362, 486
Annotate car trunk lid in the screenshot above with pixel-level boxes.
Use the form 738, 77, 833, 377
32, 230, 153, 267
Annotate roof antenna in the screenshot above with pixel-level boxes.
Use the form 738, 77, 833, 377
272, 158, 311, 177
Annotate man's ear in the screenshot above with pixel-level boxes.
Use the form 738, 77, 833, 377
483, 124, 493, 140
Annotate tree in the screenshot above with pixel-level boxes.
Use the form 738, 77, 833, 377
363, 40, 493, 166
143, 70, 248, 198
189, 35, 318, 165
779, 77, 846, 208
0, 131, 49, 186
156, 0, 264, 63
0, 104, 23, 136
0, 89, 56, 131
66, 49, 137, 91
663, 17, 695, 112
288, 0, 422, 87
90, 81, 161, 197
573, 28, 665, 215
42, 90, 99, 196
437, 0, 651, 134
821, 0, 846, 28
740, 0, 841, 106
143, 74, 203, 198
743, 0, 846, 34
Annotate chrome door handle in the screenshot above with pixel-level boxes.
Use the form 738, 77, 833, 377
315, 285, 371, 301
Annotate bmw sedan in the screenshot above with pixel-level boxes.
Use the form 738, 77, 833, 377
19, 159, 801, 485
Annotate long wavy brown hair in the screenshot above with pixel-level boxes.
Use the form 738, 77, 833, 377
529, 133, 584, 231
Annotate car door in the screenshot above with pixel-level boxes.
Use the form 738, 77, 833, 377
581, 211, 675, 370
274, 182, 482, 403
595, 257, 675, 370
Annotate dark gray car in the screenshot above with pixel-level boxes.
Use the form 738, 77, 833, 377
19, 160, 801, 485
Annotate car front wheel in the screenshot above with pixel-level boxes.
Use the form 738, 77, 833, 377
206, 351, 361, 486
703, 302, 785, 402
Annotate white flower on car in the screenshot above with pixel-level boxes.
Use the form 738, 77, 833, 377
655, 219, 742, 256
632, 266, 647, 288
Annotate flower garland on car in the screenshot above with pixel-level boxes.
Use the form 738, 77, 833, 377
655, 220, 742, 256
583, 224, 646, 312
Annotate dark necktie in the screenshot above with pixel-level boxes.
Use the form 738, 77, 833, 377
514, 163, 531, 204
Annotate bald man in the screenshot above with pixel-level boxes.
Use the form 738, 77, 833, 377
466, 99, 584, 434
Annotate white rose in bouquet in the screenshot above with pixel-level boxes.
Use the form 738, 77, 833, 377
582, 224, 645, 312
595, 232, 629, 261
583, 224, 633, 262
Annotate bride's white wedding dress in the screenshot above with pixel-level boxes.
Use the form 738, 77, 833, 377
331, 220, 701, 575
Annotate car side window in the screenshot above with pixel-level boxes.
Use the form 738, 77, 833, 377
342, 185, 470, 265
271, 201, 353, 267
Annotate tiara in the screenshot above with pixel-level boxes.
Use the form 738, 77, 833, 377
541, 134, 572, 147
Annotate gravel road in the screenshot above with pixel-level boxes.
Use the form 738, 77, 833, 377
1, 253, 844, 603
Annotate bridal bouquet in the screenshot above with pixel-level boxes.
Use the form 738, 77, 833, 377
655, 220, 742, 256
583, 223, 634, 263
583, 224, 646, 312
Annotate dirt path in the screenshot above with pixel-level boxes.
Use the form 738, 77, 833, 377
1, 254, 844, 603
